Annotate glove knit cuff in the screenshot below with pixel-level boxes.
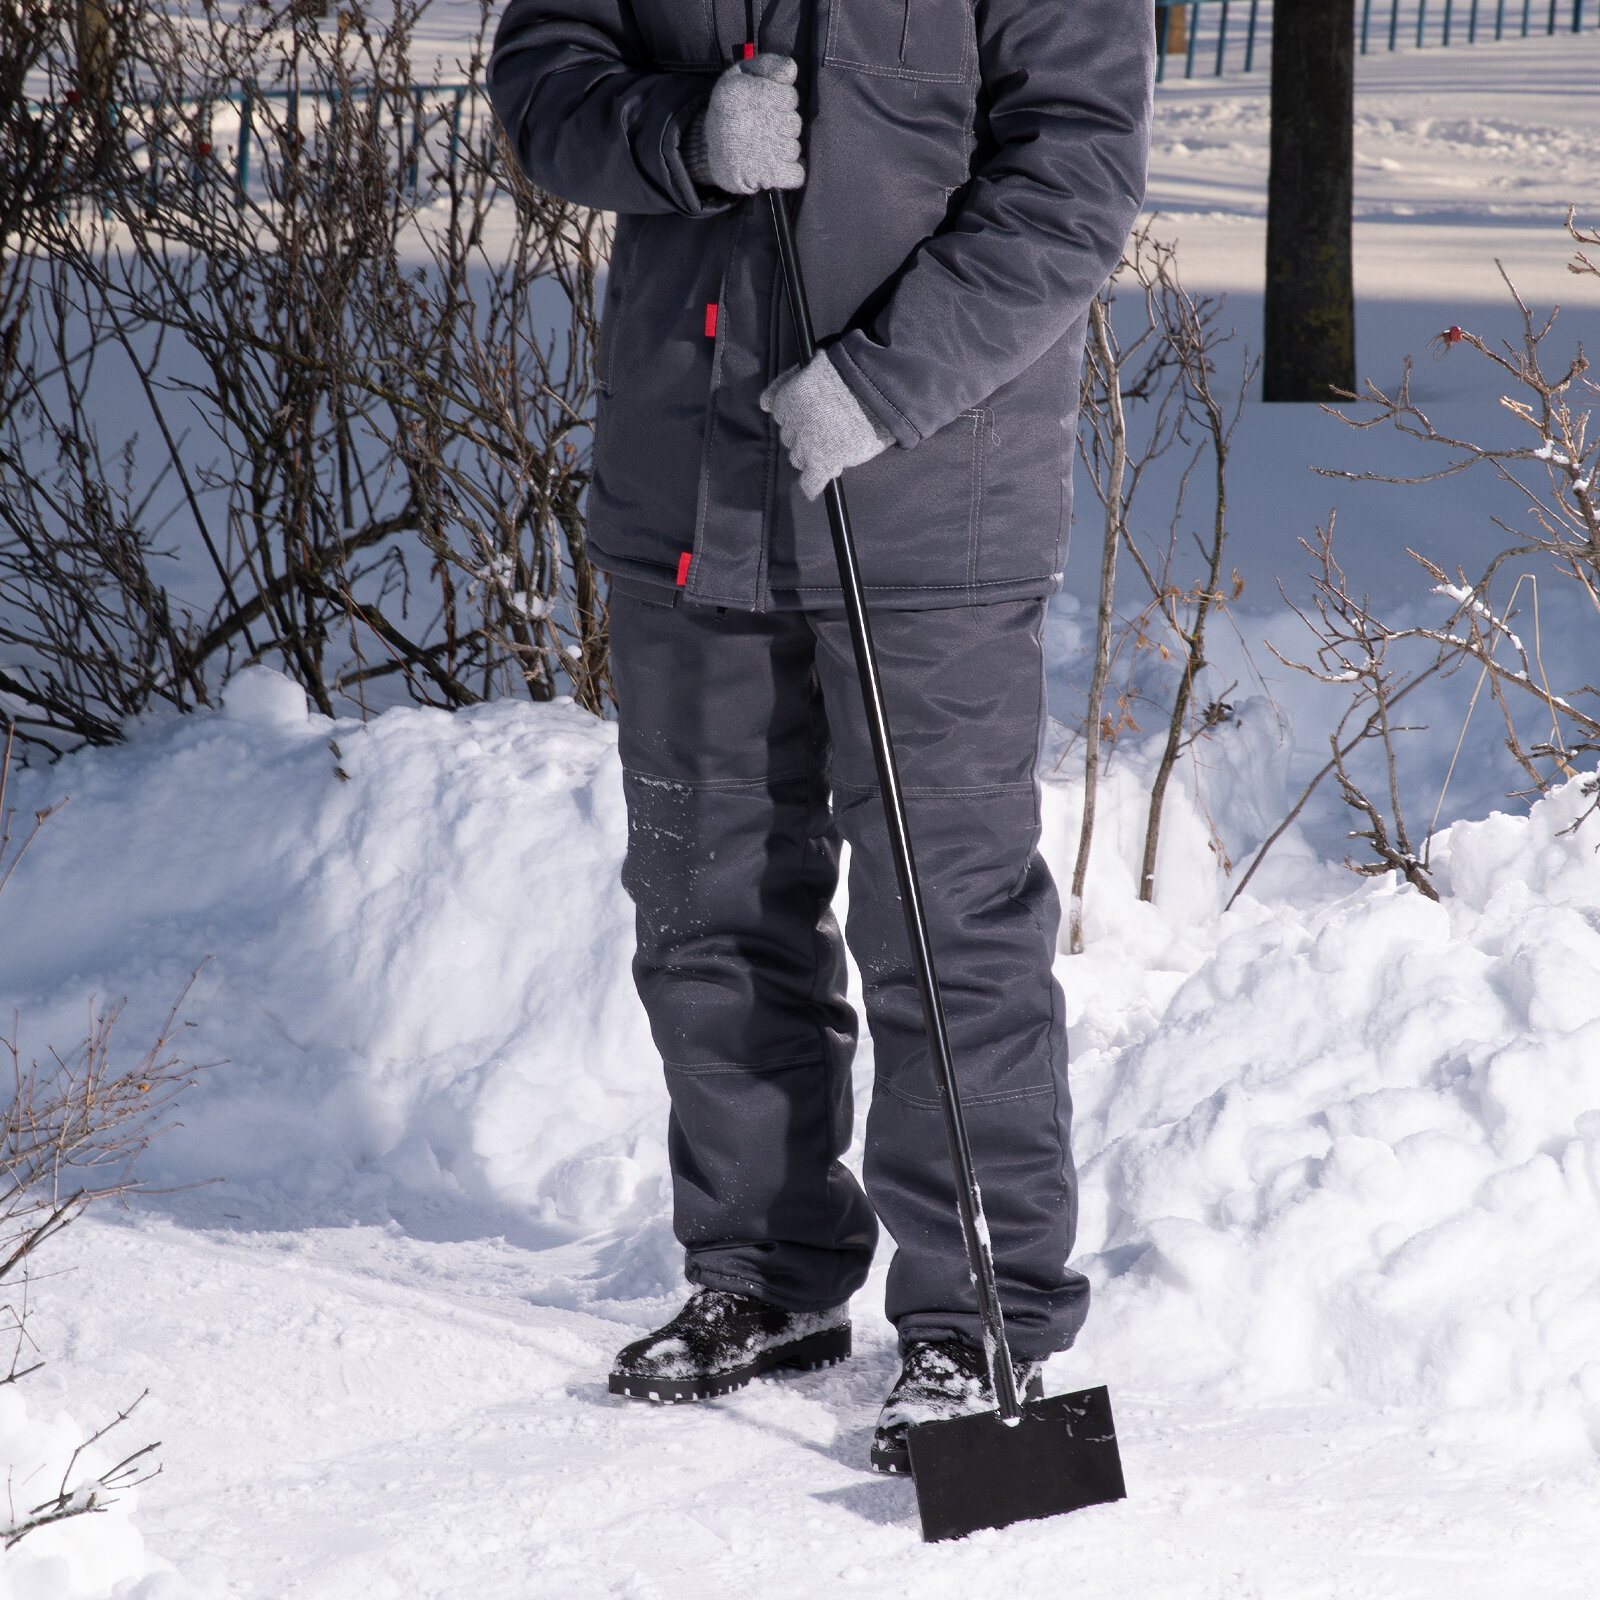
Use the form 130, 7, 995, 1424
682, 110, 715, 189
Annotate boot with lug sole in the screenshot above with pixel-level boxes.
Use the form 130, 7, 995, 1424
870, 1336, 1043, 1476
609, 1287, 851, 1404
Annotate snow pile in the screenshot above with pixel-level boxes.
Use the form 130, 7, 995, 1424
0, 670, 661, 1242
5, 674, 1599, 1470
0, 1388, 183, 1600
1063, 768, 1600, 1454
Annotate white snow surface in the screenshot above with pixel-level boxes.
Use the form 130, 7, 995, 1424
0, 1386, 181, 1600
3, 677, 1599, 1595
1143, 33, 1600, 299
5, 24, 1600, 1600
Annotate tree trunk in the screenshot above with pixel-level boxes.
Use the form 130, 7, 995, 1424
1263, 0, 1355, 402
76, 0, 114, 112
1161, 3, 1188, 54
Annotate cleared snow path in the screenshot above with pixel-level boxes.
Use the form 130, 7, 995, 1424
25, 1206, 1600, 1600
1144, 33, 1600, 299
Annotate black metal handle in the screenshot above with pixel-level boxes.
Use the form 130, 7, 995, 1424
766, 190, 1022, 1422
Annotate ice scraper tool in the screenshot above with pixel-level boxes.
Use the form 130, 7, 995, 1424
766, 189, 1127, 1543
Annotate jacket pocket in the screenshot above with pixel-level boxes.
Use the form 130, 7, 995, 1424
822, 0, 973, 83
805, 405, 989, 594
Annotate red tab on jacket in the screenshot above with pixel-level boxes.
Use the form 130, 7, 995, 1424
675, 552, 692, 587
704, 302, 719, 339
743, 40, 756, 58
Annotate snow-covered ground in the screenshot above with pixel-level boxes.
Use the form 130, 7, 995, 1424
1104, 34, 1600, 850
1146, 32, 1600, 298
7, 675, 1599, 1598
4, 28, 1600, 1600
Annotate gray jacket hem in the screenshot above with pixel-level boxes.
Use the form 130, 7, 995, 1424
598, 544, 1063, 613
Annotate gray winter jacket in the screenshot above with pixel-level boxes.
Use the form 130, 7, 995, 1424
489, 0, 1153, 611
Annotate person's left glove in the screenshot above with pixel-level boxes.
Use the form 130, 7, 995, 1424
760, 353, 894, 500
683, 54, 805, 196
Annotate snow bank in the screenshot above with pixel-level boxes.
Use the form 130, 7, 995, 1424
0, 1388, 186, 1600
1064, 767, 1600, 1455
4, 674, 1597, 1464
0, 672, 661, 1241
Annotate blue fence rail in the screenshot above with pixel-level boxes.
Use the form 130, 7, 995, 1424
1155, 0, 1596, 80
28, 79, 483, 210
31, 0, 1600, 200
227, 80, 476, 199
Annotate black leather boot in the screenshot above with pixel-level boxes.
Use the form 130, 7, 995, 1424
609, 1288, 851, 1403
870, 1338, 1042, 1475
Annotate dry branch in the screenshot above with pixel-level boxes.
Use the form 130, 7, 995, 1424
2, 0, 611, 748
2, 1391, 160, 1550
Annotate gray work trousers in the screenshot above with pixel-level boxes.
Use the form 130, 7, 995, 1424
609, 585, 1088, 1361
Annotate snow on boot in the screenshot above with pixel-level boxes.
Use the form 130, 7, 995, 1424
869, 1337, 1043, 1476
608, 1288, 851, 1403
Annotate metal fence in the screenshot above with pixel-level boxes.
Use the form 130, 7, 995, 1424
1155, 0, 1597, 80
34, 0, 1600, 200
29, 79, 483, 210
228, 80, 476, 198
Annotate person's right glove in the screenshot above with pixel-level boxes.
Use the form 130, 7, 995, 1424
683, 54, 805, 196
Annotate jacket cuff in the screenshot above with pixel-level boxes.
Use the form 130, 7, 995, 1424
659, 90, 732, 217
825, 341, 923, 450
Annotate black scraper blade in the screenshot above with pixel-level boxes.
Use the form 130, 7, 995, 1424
905, 1385, 1126, 1543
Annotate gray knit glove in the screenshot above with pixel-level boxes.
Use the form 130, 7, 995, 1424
760, 353, 893, 500
682, 53, 804, 196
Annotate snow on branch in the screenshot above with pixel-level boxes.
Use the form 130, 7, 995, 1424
1, 1392, 160, 1551
1253, 516, 1443, 901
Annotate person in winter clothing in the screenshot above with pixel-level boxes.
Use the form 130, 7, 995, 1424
489, 0, 1152, 1466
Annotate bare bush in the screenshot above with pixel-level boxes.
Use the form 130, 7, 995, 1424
1318, 220, 1600, 790
1069, 235, 1174, 950
2, 1392, 158, 1550
1263, 518, 1443, 900
1123, 257, 1257, 903
3, 1, 109, 432
1228, 213, 1600, 905
1, 978, 204, 1327
2, 0, 610, 751
1068, 227, 1264, 940
0, 726, 202, 1544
